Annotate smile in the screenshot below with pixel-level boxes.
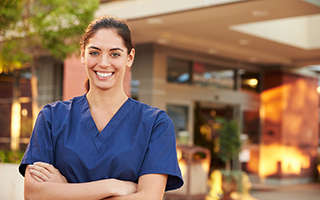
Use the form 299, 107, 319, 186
96, 72, 114, 78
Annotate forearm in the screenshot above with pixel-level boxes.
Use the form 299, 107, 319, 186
106, 174, 167, 200
25, 177, 116, 200
106, 191, 156, 200
25, 167, 124, 200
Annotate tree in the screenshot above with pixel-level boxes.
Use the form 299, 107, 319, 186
216, 117, 241, 171
0, 0, 99, 150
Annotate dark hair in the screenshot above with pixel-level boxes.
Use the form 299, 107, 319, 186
81, 16, 135, 92
80, 15, 134, 54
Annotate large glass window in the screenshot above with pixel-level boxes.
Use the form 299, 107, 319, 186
167, 104, 189, 144
167, 57, 192, 84
242, 110, 260, 144
193, 62, 235, 89
167, 57, 236, 90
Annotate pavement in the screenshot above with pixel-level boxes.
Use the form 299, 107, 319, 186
247, 175, 320, 200
166, 174, 320, 200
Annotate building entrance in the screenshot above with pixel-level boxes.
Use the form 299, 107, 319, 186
193, 101, 236, 171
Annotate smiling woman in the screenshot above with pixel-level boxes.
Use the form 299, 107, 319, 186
81, 28, 133, 94
19, 16, 183, 200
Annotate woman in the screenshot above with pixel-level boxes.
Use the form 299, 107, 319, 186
19, 16, 183, 200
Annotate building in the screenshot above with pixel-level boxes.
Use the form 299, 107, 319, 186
65, 0, 319, 184
0, 0, 319, 185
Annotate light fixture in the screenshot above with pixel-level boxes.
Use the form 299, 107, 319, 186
21, 108, 28, 117
317, 86, 320, 93
208, 49, 218, 54
243, 78, 258, 88
239, 39, 250, 45
249, 57, 258, 62
146, 17, 163, 24
157, 38, 169, 44
252, 10, 269, 17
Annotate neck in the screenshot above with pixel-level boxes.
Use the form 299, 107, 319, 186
86, 87, 129, 111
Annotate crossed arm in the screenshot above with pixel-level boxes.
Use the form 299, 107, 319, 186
24, 162, 167, 200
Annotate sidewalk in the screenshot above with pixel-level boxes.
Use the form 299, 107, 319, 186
246, 173, 320, 200
249, 182, 320, 200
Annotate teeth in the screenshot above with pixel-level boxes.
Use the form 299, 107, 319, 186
96, 72, 113, 77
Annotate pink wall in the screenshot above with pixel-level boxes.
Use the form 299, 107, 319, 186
63, 55, 87, 101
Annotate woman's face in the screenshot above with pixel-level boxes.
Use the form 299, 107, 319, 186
81, 28, 134, 92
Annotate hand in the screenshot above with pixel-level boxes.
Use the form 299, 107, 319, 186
109, 179, 137, 197
28, 162, 68, 183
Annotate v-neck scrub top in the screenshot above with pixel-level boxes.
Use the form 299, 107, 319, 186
19, 94, 183, 191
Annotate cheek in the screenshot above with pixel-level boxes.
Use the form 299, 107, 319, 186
85, 58, 96, 69
113, 59, 127, 69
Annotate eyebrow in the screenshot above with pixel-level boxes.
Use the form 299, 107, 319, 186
88, 46, 124, 52
110, 47, 124, 52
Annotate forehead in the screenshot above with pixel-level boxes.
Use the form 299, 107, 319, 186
87, 28, 125, 49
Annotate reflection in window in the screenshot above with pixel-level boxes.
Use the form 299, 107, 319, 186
131, 79, 140, 100
193, 62, 235, 89
167, 104, 189, 141
242, 111, 260, 144
167, 57, 192, 84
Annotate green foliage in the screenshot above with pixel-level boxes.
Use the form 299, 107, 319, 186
0, 0, 23, 36
31, 0, 99, 59
0, 38, 32, 73
0, 148, 24, 163
215, 117, 242, 164
0, 0, 99, 73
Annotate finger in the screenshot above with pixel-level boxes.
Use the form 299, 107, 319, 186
31, 173, 44, 182
29, 167, 50, 181
33, 162, 57, 174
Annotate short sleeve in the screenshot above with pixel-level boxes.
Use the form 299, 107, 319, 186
139, 111, 183, 191
19, 107, 54, 177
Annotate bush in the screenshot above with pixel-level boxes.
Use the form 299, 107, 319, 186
0, 148, 24, 163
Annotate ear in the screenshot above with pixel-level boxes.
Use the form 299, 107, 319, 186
126, 48, 135, 68
81, 46, 85, 65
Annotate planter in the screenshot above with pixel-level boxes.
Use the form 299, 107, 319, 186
220, 175, 238, 200
0, 163, 24, 200
208, 170, 252, 200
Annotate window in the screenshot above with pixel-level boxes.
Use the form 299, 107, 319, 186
167, 57, 236, 90
167, 57, 192, 84
193, 62, 235, 89
242, 111, 260, 144
167, 104, 189, 144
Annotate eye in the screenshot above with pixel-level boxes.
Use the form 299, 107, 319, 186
111, 52, 120, 57
89, 51, 99, 56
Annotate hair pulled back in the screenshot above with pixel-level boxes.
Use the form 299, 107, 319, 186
81, 16, 135, 92
80, 15, 134, 54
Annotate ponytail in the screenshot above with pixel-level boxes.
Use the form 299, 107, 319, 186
85, 77, 90, 92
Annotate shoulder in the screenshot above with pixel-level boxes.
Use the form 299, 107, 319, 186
128, 98, 173, 130
129, 98, 169, 120
40, 94, 86, 117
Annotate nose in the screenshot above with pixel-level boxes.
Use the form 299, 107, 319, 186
99, 54, 111, 68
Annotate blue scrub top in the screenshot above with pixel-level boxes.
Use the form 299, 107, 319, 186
19, 94, 183, 191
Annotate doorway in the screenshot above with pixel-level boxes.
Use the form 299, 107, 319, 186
194, 101, 235, 171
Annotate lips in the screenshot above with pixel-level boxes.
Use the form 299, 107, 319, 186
95, 71, 114, 78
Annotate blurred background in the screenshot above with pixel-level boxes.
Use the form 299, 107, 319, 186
1, 0, 320, 199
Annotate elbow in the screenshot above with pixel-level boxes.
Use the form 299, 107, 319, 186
24, 182, 48, 200
24, 182, 40, 200
24, 168, 44, 200
24, 187, 36, 200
